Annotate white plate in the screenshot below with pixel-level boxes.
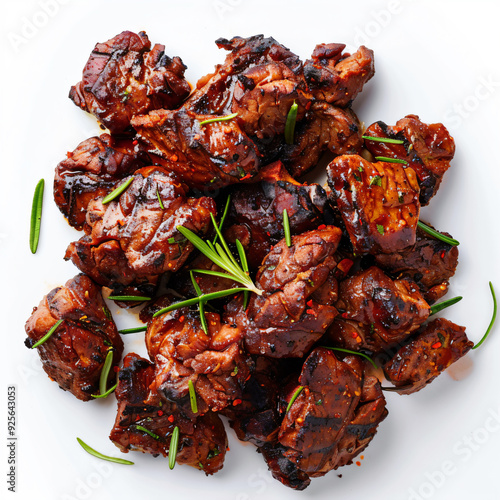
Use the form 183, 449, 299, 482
2, 1, 500, 499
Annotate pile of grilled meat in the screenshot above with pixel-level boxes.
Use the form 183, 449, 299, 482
24, 31, 473, 489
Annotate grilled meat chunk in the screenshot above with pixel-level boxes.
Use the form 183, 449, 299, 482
65, 166, 216, 296
363, 115, 455, 205
327, 155, 420, 255
374, 223, 459, 303
70, 31, 190, 134
24, 274, 123, 401
110, 353, 227, 474
384, 318, 473, 395
146, 307, 252, 414
303, 44, 375, 107
329, 266, 430, 353
54, 134, 149, 229
282, 102, 363, 178
231, 227, 342, 358
225, 161, 328, 269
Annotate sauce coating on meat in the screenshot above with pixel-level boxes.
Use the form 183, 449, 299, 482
363, 115, 455, 205
70, 31, 190, 134
327, 154, 420, 255
24, 274, 123, 401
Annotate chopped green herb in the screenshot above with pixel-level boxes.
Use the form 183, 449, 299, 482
30, 178, 45, 254
374, 156, 408, 165
430, 296, 462, 315
31, 319, 64, 349
369, 175, 382, 187
376, 224, 385, 235
283, 209, 292, 247
286, 386, 304, 413
188, 379, 198, 414
362, 135, 404, 144
473, 282, 497, 349
284, 100, 298, 145
168, 426, 180, 470
135, 425, 160, 440
199, 112, 238, 126
321, 346, 378, 370
417, 221, 459, 246
102, 177, 134, 204
77, 438, 134, 465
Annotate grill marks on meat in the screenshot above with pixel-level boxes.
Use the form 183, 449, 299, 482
363, 115, 455, 205
54, 134, 150, 229
304, 44, 375, 107
65, 166, 216, 295
224, 161, 329, 269
329, 266, 430, 353
327, 155, 421, 255
230, 227, 342, 358
374, 223, 459, 303
384, 318, 473, 395
69, 31, 190, 134
24, 274, 123, 401
110, 353, 227, 474
146, 308, 252, 414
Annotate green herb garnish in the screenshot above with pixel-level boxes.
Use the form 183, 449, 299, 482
188, 380, 198, 414
283, 209, 292, 248
30, 178, 44, 254
376, 224, 385, 235
473, 282, 497, 350
284, 100, 299, 145
169, 426, 180, 470
157, 188, 165, 210
369, 175, 382, 187
374, 156, 408, 165
286, 385, 304, 413
77, 438, 134, 465
213, 195, 231, 245
118, 325, 148, 334
107, 295, 151, 302
362, 135, 404, 144
31, 319, 64, 349
429, 296, 463, 316
199, 112, 238, 126
135, 425, 160, 440
102, 177, 134, 204
91, 383, 117, 399
190, 271, 208, 335
99, 349, 114, 396
417, 221, 459, 246
321, 346, 378, 370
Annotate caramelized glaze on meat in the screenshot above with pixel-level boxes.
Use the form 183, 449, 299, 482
327, 154, 421, 255
70, 31, 190, 134
384, 318, 473, 394
24, 274, 123, 401
363, 115, 455, 205
110, 353, 227, 474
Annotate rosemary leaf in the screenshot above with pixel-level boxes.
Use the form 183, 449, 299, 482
473, 282, 497, 350
362, 135, 404, 144
286, 386, 304, 413
213, 195, 231, 245
118, 326, 148, 334
188, 380, 198, 414
91, 383, 117, 399
321, 346, 378, 370
169, 426, 180, 470
283, 209, 292, 247
30, 178, 44, 254
199, 113, 238, 126
99, 349, 114, 396
107, 295, 151, 302
374, 156, 408, 165
77, 438, 134, 465
31, 319, 64, 349
102, 177, 134, 204
429, 296, 462, 316
284, 101, 298, 145
135, 425, 160, 440
417, 221, 459, 246
190, 271, 208, 335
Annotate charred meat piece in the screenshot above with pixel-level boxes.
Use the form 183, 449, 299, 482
329, 266, 430, 353
232, 227, 342, 358
374, 223, 459, 303
303, 44, 375, 107
279, 348, 362, 476
282, 102, 363, 178
131, 108, 261, 189
363, 115, 455, 205
65, 166, 216, 295
327, 155, 421, 255
225, 161, 328, 269
70, 31, 190, 134
54, 134, 149, 229
24, 274, 123, 401
146, 307, 252, 414
110, 353, 227, 474
384, 318, 473, 395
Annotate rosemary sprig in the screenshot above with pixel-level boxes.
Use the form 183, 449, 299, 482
135, 425, 160, 440
118, 325, 147, 334
321, 346, 378, 370
30, 178, 44, 254
152, 288, 248, 318
190, 271, 208, 334
284, 100, 298, 145
429, 296, 462, 316
235, 239, 250, 309
188, 380, 198, 414
362, 135, 404, 144
169, 426, 180, 470
77, 438, 134, 465
102, 177, 134, 204
156, 188, 165, 210
374, 156, 408, 165
99, 349, 114, 396
473, 282, 497, 350
31, 319, 64, 349
91, 384, 117, 399
199, 112, 238, 126
286, 386, 304, 413
417, 221, 459, 246
213, 195, 231, 245
283, 209, 292, 247
107, 295, 151, 302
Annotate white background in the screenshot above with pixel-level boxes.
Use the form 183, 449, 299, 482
1, 1, 500, 499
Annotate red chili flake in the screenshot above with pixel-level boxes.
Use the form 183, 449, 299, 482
132, 140, 138, 145
360, 455, 364, 460
157, 410, 164, 417
337, 258, 354, 275
179, 315, 185, 323
113, 365, 120, 373
305, 101, 312, 110
223, 126, 232, 134
226, 447, 230, 451
306, 309, 317, 317
350, 331, 358, 339
431, 341, 442, 349
307, 299, 313, 307
170, 154, 178, 162
239, 173, 252, 181
168, 415, 174, 423
440, 250, 446, 259
233, 399, 242, 406
193, 134, 200, 140
266, 231, 271, 237
317, 224, 326, 230
66, 151, 73, 158
356, 461, 361, 466
135, 416, 140, 421
341, 312, 349, 319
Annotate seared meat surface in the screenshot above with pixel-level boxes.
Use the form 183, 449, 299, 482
70, 31, 190, 134
24, 274, 123, 401
374, 223, 459, 303
363, 115, 455, 205
146, 307, 252, 414
384, 318, 473, 395
329, 266, 430, 353
110, 353, 227, 474
54, 134, 149, 229
65, 166, 216, 296
327, 155, 421, 255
